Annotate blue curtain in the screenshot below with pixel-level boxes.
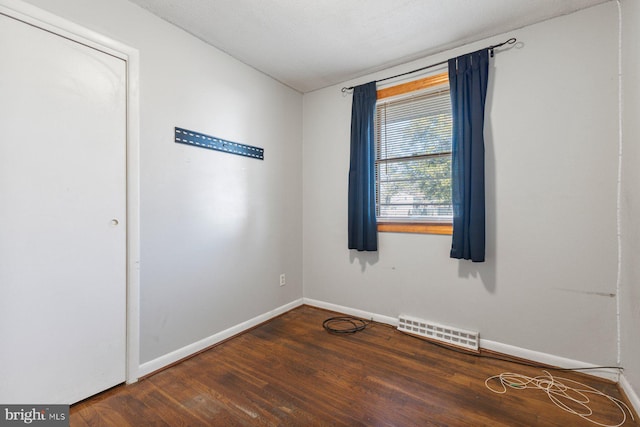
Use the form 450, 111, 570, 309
448, 49, 489, 262
348, 82, 378, 251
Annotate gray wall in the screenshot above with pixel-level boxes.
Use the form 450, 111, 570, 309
303, 2, 620, 366
621, 0, 640, 404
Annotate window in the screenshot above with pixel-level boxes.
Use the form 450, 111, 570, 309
375, 72, 453, 235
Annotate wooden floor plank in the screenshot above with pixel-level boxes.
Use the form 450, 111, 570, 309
71, 306, 638, 426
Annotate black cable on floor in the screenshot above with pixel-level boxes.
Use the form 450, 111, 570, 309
322, 316, 370, 334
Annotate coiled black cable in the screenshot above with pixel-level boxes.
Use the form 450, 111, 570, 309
322, 316, 370, 334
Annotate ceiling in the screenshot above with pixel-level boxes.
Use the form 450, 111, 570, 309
127, 0, 609, 93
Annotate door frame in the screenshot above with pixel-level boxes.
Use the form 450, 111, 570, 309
0, 0, 141, 384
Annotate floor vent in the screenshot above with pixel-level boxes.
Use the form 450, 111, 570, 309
397, 315, 479, 352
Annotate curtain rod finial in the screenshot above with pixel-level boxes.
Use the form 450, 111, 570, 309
489, 37, 517, 57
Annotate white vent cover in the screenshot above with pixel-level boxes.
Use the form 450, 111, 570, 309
397, 315, 479, 352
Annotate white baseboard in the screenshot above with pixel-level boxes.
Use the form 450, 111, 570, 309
303, 298, 621, 382
619, 374, 640, 416
138, 298, 304, 378
139, 297, 630, 397
480, 339, 620, 382
303, 298, 398, 326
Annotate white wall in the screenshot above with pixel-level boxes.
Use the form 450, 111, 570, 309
19, 0, 303, 365
621, 0, 640, 404
303, 2, 620, 366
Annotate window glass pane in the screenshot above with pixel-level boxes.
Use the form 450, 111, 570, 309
377, 156, 452, 218
377, 92, 451, 159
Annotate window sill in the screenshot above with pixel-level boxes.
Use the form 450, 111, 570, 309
377, 222, 452, 235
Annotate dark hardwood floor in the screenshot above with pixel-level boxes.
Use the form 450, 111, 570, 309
71, 305, 638, 426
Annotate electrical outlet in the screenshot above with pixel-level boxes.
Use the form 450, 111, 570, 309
279, 273, 286, 286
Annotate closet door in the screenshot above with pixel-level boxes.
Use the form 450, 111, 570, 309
0, 11, 127, 404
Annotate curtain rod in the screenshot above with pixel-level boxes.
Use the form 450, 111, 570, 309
341, 37, 517, 93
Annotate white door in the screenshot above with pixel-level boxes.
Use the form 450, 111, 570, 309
0, 11, 127, 404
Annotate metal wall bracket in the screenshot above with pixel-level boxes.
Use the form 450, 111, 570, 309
175, 127, 264, 160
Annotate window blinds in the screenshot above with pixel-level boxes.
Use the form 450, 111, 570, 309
375, 88, 453, 220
